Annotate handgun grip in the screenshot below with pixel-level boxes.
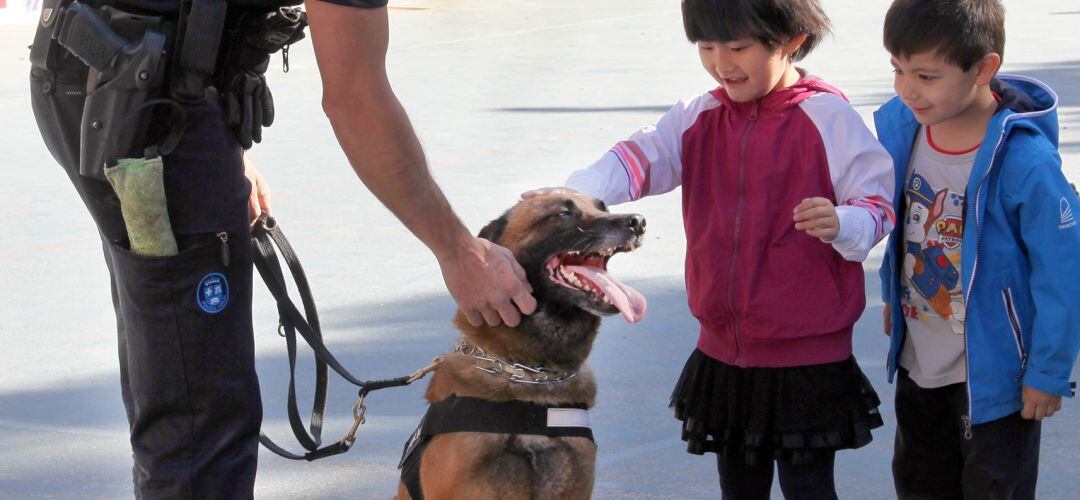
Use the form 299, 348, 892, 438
55, 2, 129, 75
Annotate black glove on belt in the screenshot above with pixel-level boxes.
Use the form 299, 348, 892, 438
220, 6, 307, 149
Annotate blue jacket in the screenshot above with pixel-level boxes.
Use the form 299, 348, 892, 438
875, 74, 1080, 425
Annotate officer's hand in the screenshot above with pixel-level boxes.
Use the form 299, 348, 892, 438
1021, 386, 1063, 420
793, 197, 840, 242
439, 237, 536, 327
883, 303, 891, 336
243, 154, 272, 225
521, 187, 580, 200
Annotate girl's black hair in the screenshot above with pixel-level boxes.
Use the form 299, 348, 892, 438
682, 0, 831, 61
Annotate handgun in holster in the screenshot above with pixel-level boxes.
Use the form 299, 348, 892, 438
31, 0, 171, 180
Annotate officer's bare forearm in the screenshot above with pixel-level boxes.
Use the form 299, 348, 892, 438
307, 1, 472, 260
326, 93, 472, 260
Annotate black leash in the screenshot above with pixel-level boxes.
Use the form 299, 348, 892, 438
250, 214, 440, 461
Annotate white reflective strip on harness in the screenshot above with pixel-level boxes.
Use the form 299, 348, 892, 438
547, 408, 591, 428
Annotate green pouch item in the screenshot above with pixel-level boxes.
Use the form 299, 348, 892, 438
104, 157, 178, 257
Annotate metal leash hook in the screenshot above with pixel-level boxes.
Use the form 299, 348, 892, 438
339, 357, 443, 449
341, 392, 368, 448
408, 357, 444, 383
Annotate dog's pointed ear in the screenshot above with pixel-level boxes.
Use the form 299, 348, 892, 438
478, 213, 509, 243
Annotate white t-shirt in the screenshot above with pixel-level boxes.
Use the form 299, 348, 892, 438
899, 126, 977, 389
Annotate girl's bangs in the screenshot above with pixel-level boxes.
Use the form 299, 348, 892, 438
683, 1, 778, 44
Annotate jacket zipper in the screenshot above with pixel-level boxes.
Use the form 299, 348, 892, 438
728, 101, 760, 363
217, 231, 230, 267
961, 320, 973, 440
961, 127, 1009, 438
1001, 288, 1028, 380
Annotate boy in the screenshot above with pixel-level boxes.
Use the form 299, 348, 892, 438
876, 0, 1080, 498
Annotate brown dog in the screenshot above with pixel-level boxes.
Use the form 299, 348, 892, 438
394, 192, 647, 500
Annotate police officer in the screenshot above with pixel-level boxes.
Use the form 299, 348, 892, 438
30, 0, 537, 497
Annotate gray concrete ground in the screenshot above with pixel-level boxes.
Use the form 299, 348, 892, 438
2, 0, 1079, 498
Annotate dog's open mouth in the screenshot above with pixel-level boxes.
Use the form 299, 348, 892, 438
545, 246, 647, 323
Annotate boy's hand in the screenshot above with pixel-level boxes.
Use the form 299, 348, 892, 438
1021, 386, 1063, 420
793, 197, 839, 242
521, 187, 580, 200
883, 304, 891, 336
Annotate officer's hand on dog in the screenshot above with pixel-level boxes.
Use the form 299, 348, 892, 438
243, 154, 272, 226
440, 237, 537, 328
1021, 386, 1063, 420
521, 187, 580, 199
793, 197, 839, 242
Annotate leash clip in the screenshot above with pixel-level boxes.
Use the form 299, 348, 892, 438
407, 357, 444, 383
341, 392, 368, 447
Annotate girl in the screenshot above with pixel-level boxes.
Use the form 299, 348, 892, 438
527, 0, 895, 497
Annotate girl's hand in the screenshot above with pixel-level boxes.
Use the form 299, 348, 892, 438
793, 197, 839, 242
521, 187, 580, 200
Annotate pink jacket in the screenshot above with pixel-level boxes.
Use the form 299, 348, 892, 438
566, 77, 895, 367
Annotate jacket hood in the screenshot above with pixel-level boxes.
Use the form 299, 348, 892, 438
710, 74, 847, 116
991, 74, 1059, 147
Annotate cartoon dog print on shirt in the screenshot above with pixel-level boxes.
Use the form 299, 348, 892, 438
903, 173, 966, 334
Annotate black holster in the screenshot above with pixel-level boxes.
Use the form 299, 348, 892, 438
31, 0, 172, 180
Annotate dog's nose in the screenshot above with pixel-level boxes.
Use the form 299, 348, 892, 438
627, 214, 646, 235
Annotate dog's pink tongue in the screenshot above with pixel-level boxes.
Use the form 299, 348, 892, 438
565, 265, 647, 323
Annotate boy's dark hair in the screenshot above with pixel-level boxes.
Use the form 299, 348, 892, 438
884, 0, 1005, 71
681, 0, 831, 61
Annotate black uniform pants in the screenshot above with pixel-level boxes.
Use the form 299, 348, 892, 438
893, 368, 1041, 500
31, 63, 262, 499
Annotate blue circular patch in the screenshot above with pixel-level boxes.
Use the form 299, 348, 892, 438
196, 273, 229, 314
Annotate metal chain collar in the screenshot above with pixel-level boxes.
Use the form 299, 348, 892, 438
453, 339, 577, 385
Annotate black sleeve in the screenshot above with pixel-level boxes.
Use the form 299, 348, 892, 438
316, 0, 388, 7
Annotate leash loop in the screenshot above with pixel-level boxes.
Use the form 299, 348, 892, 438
251, 214, 443, 461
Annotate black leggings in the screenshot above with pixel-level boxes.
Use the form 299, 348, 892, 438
717, 452, 838, 500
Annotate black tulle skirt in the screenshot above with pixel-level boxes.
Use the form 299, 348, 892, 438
670, 348, 883, 465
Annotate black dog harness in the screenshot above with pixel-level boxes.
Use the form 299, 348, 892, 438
399, 395, 594, 500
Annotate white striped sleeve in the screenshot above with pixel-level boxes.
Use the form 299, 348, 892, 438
800, 93, 897, 262
566, 92, 721, 206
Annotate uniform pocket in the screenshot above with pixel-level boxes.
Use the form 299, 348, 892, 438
108, 230, 256, 412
